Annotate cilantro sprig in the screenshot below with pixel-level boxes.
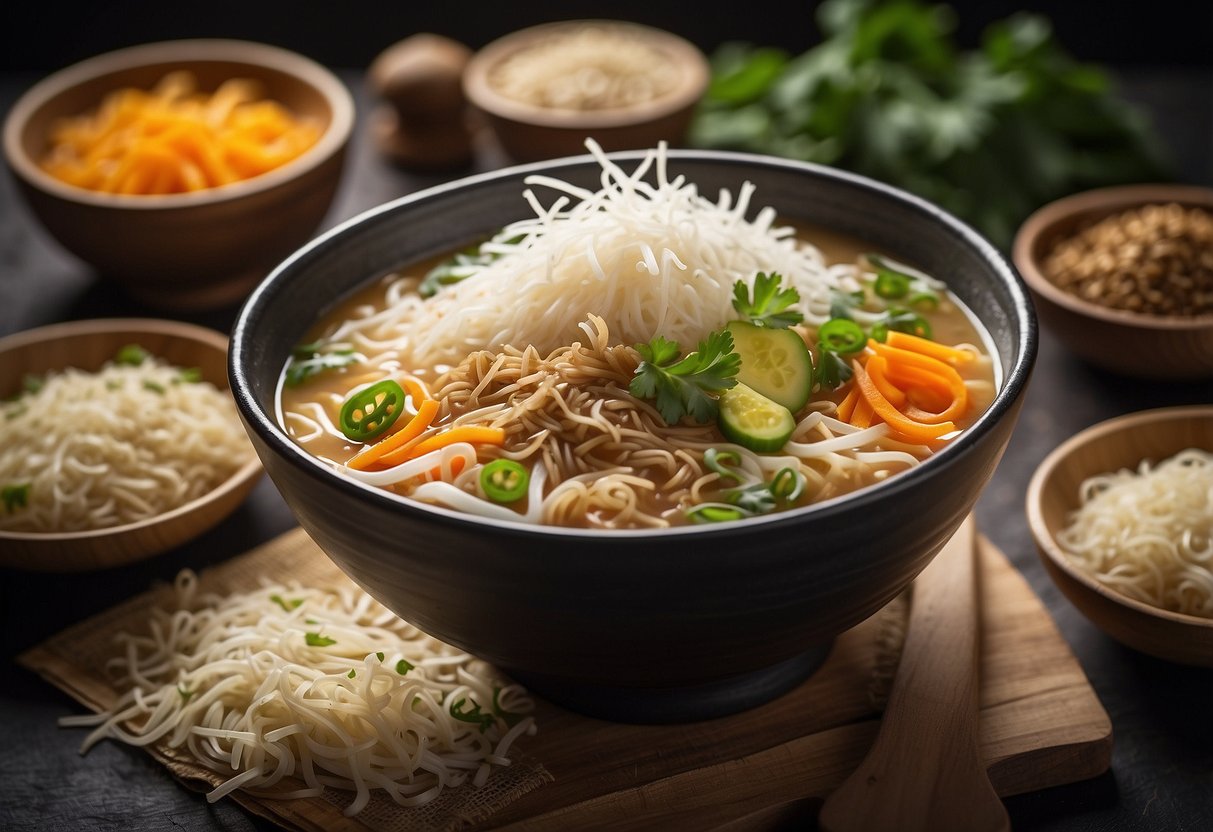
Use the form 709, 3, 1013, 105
630, 331, 740, 425
732, 272, 803, 328
285, 341, 357, 388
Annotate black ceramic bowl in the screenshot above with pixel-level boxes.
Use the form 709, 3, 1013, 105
231, 150, 1036, 722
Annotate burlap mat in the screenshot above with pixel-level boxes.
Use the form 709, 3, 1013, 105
18, 526, 555, 832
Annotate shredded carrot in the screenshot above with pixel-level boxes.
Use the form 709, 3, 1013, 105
835, 385, 860, 422
348, 399, 440, 470
40, 72, 320, 195
853, 359, 956, 442
381, 426, 506, 467
868, 338, 968, 422
850, 389, 875, 428
885, 331, 976, 366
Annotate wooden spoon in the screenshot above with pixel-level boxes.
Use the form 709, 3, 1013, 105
818, 514, 1010, 832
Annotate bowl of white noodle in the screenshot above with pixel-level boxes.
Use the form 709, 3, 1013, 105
0, 318, 262, 571
1027, 405, 1213, 667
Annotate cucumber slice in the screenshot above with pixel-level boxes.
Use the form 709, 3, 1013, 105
718, 383, 796, 453
726, 320, 814, 413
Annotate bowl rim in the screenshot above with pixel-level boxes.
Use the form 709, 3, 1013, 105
2, 38, 355, 210
231, 146, 1037, 540
1012, 182, 1213, 332
0, 317, 264, 546
1025, 403, 1213, 629
462, 19, 710, 129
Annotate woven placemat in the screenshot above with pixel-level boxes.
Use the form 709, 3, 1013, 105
18, 526, 555, 832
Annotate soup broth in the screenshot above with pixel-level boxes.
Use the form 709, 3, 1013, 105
279, 209, 997, 530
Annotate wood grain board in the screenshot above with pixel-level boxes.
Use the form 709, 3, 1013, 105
476, 532, 1113, 831
21, 528, 1111, 832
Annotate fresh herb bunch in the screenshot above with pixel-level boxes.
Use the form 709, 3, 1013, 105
630, 331, 741, 425
689, 0, 1171, 248
732, 272, 803, 328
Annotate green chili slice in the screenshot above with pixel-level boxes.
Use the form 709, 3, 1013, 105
338, 379, 405, 442
818, 318, 867, 355
873, 269, 910, 300
479, 459, 530, 503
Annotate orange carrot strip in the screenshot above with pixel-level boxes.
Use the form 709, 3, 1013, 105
850, 389, 875, 428
347, 399, 439, 470
869, 338, 968, 422
382, 426, 506, 467
835, 385, 860, 422
878, 355, 968, 423
854, 359, 956, 442
885, 331, 976, 365
400, 377, 429, 408
867, 357, 907, 406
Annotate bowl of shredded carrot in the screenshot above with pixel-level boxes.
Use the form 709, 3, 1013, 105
3, 39, 355, 310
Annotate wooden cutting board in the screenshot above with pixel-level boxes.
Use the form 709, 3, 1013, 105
22, 529, 1111, 832
474, 533, 1113, 831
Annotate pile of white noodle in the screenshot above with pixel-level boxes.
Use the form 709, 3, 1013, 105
61, 570, 536, 815
0, 355, 254, 532
1056, 448, 1213, 618
332, 139, 843, 370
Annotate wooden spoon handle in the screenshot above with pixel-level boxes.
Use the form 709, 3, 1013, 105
818, 514, 1010, 832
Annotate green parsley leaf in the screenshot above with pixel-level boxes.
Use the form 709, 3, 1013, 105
174, 367, 203, 384
270, 594, 303, 612
347, 669, 356, 679
375, 652, 385, 662
450, 697, 495, 733
732, 273, 803, 328
2, 484, 30, 513
305, 633, 336, 647
396, 659, 414, 675
142, 380, 166, 395
284, 344, 358, 388
828, 289, 867, 321
630, 330, 740, 425
816, 350, 854, 390
115, 344, 150, 366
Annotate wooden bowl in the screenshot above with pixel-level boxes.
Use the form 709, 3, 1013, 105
2, 40, 354, 311
463, 20, 709, 163
1026, 406, 1213, 666
1012, 183, 1213, 380
0, 319, 263, 572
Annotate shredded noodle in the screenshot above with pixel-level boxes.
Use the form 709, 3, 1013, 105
0, 356, 254, 532
60, 570, 536, 815
1057, 448, 1213, 618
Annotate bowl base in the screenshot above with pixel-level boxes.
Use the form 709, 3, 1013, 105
507, 642, 834, 724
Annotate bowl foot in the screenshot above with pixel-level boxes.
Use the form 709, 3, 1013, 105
508, 642, 834, 724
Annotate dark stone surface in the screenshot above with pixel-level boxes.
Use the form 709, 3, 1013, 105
2, 65, 1211, 831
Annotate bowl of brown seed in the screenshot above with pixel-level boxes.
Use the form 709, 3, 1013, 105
1013, 183, 1213, 379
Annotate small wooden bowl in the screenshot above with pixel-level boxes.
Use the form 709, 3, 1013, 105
463, 20, 709, 163
2, 40, 354, 311
1012, 183, 1213, 380
1026, 406, 1213, 666
0, 319, 263, 572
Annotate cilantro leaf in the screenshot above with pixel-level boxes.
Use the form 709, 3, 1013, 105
816, 350, 854, 390
732, 273, 803, 328
305, 633, 336, 647
450, 697, 496, 733
284, 343, 357, 387
2, 483, 30, 513
270, 594, 303, 612
630, 331, 740, 425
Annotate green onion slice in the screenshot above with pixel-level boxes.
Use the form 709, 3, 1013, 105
479, 459, 530, 503
818, 318, 868, 355
703, 447, 745, 483
686, 503, 750, 524
770, 467, 806, 502
338, 379, 405, 442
